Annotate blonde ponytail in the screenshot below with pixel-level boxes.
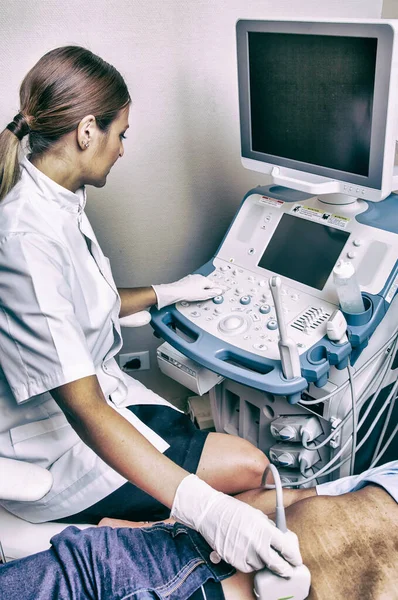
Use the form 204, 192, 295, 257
0, 128, 21, 201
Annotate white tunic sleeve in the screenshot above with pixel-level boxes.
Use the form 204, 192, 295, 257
0, 232, 96, 403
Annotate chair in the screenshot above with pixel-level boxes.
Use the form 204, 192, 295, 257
0, 311, 151, 561
0, 458, 90, 561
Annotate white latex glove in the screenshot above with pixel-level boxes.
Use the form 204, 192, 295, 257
171, 474, 303, 575
152, 274, 224, 310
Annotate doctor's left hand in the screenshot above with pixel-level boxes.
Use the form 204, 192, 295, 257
152, 274, 225, 310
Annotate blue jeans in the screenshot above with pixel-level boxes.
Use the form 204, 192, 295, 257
0, 524, 235, 599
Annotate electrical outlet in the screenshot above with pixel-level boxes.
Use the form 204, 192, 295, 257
119, 351, 150, 372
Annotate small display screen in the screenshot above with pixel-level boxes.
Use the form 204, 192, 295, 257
257, 214, 350, 290
248, 32, 377, 176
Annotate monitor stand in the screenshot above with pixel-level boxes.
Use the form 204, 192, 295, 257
317, 192, 359, 206
268, 186, 360, 208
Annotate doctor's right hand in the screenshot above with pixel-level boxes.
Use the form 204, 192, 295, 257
171, 474, 303, 575
152, 274, 224, 310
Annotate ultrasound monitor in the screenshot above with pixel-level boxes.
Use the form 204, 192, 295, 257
236, 19, 398, 203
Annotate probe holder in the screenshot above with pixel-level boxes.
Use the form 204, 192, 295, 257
343, 293, 387, 363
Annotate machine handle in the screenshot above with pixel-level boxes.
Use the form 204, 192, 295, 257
151, 306, 308, 397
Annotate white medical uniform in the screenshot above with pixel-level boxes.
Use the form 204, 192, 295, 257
0, 158, 177, 523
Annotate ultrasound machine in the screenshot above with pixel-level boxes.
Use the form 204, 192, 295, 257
151, 19, 398, 488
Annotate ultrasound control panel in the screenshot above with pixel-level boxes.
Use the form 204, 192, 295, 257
174, 190, 396, 362
177, 260, 335, 361
151, 187, 398, 395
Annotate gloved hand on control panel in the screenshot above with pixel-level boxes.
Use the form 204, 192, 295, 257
152, 274, 224, 310
171, 474, 303, 575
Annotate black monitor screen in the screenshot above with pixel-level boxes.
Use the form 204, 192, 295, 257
257, 214, 350, 290
248, 32, 377, 176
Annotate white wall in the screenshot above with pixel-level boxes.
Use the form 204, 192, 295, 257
382, 0, 398, 17
0, 0, 383, 405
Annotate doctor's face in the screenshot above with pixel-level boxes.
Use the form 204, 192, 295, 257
91, 105, 130, 187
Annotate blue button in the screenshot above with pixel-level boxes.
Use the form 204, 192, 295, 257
259, 304, 271, 314
213, 295, 224, 304
240, 296, 251, 305
267, 319, 278, 330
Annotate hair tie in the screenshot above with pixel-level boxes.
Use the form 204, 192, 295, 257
6, 113, 30, 141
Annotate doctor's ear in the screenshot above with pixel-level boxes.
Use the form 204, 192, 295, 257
77, 115, 97, 150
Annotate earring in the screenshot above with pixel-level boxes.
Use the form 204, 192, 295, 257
83, 141, 89, 149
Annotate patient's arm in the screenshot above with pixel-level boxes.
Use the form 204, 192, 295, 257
97, 488, 316, 529
234, 485, 317, 511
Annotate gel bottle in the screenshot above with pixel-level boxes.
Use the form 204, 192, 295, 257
333, 260, 365, 314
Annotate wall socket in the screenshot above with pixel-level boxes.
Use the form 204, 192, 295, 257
119, 351, 150, 372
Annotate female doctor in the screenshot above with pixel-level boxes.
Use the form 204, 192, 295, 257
0, 46, 301, 575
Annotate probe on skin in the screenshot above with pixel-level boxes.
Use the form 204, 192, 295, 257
254, 464, 311, 600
